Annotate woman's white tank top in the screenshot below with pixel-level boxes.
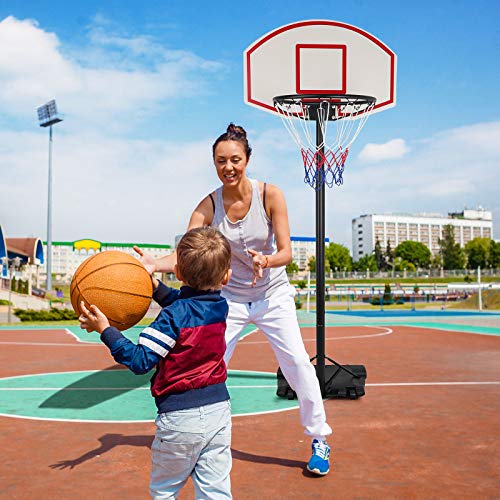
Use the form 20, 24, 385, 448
211, 179, 288, 303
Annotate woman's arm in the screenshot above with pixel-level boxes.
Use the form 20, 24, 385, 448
136, 195, 215, 273
265, 184, 293, 267
249, 184, 292, 285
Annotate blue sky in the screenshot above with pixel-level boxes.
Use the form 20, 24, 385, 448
1, 0, 499, 253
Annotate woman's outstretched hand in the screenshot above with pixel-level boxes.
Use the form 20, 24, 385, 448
133, 246, 157, 275
248, 249, 268, 287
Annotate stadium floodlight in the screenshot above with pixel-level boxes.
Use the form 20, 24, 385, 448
37, 100, 62, 128
37, 99, 63, 292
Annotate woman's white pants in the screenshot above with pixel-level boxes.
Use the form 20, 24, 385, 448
223, 284, 332, 439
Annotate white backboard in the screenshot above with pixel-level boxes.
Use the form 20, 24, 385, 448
244, 20, 397, 115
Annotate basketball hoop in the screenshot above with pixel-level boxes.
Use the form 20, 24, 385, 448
273, 94, 376, 190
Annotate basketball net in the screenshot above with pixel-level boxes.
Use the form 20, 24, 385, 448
273, 94, 375, 190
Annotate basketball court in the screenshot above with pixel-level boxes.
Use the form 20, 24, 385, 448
2, 17, 498, 500
1, 310, 499, 499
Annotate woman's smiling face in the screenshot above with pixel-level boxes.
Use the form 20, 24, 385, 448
213, 140, 249, 187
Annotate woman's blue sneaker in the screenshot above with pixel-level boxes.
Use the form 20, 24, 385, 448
306, 439, 330, 475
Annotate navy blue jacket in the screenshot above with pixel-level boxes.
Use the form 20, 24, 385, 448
101, 281, 229, 412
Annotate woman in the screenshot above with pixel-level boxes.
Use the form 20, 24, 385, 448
137, 124, 331, 476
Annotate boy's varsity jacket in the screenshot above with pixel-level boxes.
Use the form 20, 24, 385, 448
100, 281, 229, 413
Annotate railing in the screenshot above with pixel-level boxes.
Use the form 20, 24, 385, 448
289, 268, 500, 281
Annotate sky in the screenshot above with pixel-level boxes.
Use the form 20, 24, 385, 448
0, 0, 499, 254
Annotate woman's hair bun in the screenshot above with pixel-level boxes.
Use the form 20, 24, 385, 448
227, 123, 246, 138
212, 123, 252, 160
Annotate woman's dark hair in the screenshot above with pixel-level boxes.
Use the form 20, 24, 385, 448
212, 123, 252, 160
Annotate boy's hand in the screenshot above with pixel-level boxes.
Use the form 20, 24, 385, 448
78, 302, 110, 334
133, 246, 157, 275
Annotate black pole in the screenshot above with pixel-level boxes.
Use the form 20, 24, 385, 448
315, 120, 326, 396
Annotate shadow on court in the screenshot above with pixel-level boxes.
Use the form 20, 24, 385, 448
50, 433, 153, 470
39, 365, 152, 409
48, 432, 307, 474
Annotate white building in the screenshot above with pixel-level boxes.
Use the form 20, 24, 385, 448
291, 236, 330, 270
176, 234, 329, 271
41, 239, 173, 280
352, 207, 493, 261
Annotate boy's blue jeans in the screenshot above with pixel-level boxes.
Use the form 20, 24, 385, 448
150, 400, 232, 499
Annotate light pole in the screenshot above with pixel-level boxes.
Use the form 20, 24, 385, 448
37, 100, 63, 292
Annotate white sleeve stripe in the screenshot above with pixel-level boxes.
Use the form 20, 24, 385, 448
142, 326, 177, 348
139, 337, 168, 357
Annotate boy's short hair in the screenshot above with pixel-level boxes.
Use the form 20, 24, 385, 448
177, 227, 231, 290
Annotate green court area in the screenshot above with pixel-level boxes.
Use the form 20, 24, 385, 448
296, 310, 500, 336
0, 369, 298, 422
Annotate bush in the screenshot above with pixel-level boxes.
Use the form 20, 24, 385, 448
13, 308, 78, 322
0, 299, 11, 306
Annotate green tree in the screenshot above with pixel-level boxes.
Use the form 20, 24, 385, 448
394, 241, 431, 268
439, 224, 465, 270
325, 243, 352, 272
465, 237, 491, 269
430, 253, 442, 269
374, 238, 385, 271
286, 260, 299, 274
353, 254, 378, 272
393, 257, 416, 272
308, 256, 315, 272
490, 240, 500, 269
385, 240, 394, 269
307, 256, 331, 273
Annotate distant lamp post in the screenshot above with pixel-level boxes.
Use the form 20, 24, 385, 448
37, 99, 63, 292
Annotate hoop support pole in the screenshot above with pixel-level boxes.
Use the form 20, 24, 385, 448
315, 120, 326, 396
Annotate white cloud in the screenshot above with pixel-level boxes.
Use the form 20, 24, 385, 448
358, 138, 410, 163
1, 121, 499, 254
1, 16, 498, 257
321, 121, 500, 250
0, 16, 224, 131
0, 130, 216, 244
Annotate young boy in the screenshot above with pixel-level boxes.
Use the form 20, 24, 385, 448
78, 227, 233, 499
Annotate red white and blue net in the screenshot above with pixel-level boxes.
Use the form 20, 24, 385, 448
273, 95, 375, 190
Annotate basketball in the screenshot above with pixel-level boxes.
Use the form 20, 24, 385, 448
70, 251, 153, 331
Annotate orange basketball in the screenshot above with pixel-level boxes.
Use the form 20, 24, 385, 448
70, 250, 153, 331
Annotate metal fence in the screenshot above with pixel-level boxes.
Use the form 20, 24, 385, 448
290, 268, 500, 281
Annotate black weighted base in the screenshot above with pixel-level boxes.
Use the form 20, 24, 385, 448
277, 357, 367, 400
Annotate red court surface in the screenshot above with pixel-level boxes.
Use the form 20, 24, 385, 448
1, 324, 499, 499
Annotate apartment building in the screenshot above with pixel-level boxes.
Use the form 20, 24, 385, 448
41, 239, 173, 279
352, 207, 493, 261
291, 236, 330, 270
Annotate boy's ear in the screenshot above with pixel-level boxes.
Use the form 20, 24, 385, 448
221, 269, 232, 285
174, 264, 183, 282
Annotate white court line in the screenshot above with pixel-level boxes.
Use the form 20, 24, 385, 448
239, 327, 259, 340
240, 326, 393, 344
0, 413, 154, 423
2, 381, 499, 391
367, 381, 500, 387
0, 326, 394, 347
0, 385, 277, 391
0, 341, 102, 347
0, 328, 96, 344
